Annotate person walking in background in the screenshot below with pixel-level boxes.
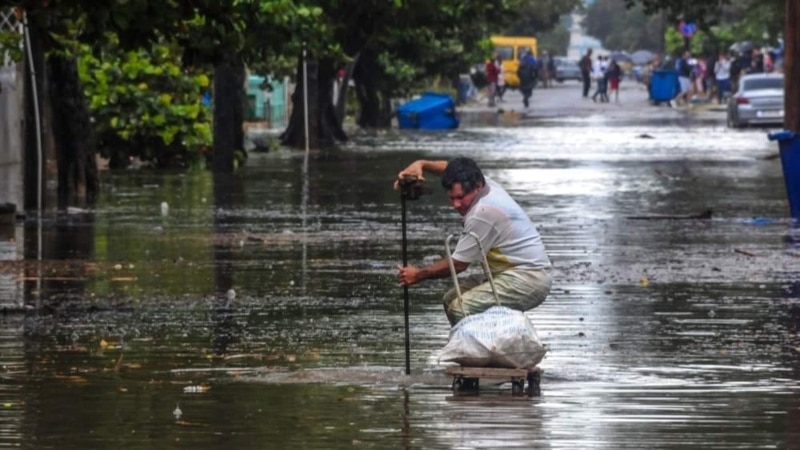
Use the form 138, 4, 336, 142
580, 49, 593, 98
539, 51, 552, 88
692, 56, 707, 100
714, 52, 731, 105
730, 49, 751, 93
485, 57, 499, 107
674, 50, 692, 105
494, 54, 506, 102
591, 55, 609, 103
546, 52, 556, 89
750, 47, 764, 73
517, 50, 537, 108
607, 58, 622, 102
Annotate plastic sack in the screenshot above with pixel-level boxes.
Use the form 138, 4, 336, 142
439, 306, 547, 369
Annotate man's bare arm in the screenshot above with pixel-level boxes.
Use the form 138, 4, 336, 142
394, 160, 449, 189
397, 257, 469, 287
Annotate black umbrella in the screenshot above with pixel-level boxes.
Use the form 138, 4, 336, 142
730, 41, 754, 54
631, 49, 655, 65
609, 52, 632, 63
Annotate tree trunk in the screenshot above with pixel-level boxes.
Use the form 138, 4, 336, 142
355, 79, 380, 128
47, 51, 98, 208
281, 56, 347, 149
213, 53, 246, 173
352, 51, 393, 128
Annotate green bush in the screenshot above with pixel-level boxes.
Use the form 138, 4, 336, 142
77, 34, 213, 169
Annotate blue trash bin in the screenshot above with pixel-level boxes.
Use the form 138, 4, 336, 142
397, 93, 459, 130
649, 70, 680, 103
768, 131, 800, 219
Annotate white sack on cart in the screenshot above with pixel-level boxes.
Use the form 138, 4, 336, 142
438, 306, 547, 369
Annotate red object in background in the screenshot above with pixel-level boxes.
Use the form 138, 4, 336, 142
485, 60, 499, 83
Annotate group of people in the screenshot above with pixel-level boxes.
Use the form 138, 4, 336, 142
668, 46, 780, 106
482, 49, 556, 108
579, 49, 623, 103
636, 43, 782, 108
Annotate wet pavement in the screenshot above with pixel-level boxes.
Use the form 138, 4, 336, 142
0, 81, 798, 449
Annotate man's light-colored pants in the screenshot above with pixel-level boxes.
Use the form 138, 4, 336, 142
442, 268, 551, 326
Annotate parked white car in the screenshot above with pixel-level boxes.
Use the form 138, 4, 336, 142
727, 73, 784, 128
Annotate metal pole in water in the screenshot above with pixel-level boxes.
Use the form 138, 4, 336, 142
401, 194, 411, 375
22, 10, 43, 307
301, 42, 310, 292
302, 42, 310, 153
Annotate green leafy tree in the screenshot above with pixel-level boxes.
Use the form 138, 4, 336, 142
623, 0, 784, 46
537, 23, 572, 57
620, 0, 784, 58
278, 0, 583, 142
585, 0, 666, 52
623, 0, 729, 27
293, 0, 582, 133
506, 0, 583, 36
75, 35, 213, 169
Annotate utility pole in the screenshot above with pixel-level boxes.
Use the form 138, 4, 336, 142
786, 0, 799, 132
769, 0, 800, 219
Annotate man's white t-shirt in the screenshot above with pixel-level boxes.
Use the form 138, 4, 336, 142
451, 177, 550, 274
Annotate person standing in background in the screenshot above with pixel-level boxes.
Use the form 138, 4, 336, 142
485, 57, 499, 107
580, 49, 593, 98
546, 52, 556, 89
494, 54, 506, 102
517, 50, 538, 108
607, 59, 622, 103
714, 52, 731, 105
539, 51, 552, 88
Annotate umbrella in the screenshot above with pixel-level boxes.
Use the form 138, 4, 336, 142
609, 52, 632, 63
729, 41, 754, 54
631, 49, 655, 65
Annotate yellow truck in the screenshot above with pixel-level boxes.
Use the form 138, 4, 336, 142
490, 36, 538, 88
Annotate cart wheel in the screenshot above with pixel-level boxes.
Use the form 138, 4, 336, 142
462, 377, 479, 391
453, 377, 479, 392
526, 371, 541, 397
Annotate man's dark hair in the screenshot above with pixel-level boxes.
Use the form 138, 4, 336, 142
441, 157, 485, 193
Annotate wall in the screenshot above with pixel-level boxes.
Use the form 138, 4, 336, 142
0, 63, 24, 212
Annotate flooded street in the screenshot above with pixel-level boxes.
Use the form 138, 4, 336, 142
1, 84, 799, 449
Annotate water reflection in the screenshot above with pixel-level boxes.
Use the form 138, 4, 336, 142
212, 173, 243, 356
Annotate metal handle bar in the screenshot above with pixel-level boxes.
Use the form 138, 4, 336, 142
444, 232, 500, 317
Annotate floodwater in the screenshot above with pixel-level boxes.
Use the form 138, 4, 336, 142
1, 92, 799, 449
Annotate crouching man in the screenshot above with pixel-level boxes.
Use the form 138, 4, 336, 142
395, 157, 552, 325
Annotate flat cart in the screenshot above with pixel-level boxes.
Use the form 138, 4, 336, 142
443, 232, 542, 397
446, 366, 542, 396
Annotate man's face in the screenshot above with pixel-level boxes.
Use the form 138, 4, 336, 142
447, 182, 483, 216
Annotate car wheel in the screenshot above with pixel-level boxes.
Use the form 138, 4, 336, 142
556, 78, 564, 83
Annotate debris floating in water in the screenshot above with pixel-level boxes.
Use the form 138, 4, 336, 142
173, 404, 182, 419
160, 201, 169, 217
183, 385, 210, 394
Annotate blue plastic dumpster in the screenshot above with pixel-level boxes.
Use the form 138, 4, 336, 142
397, 93, 459, 130
768, 131, 800, 219
649, 70, 680, 103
